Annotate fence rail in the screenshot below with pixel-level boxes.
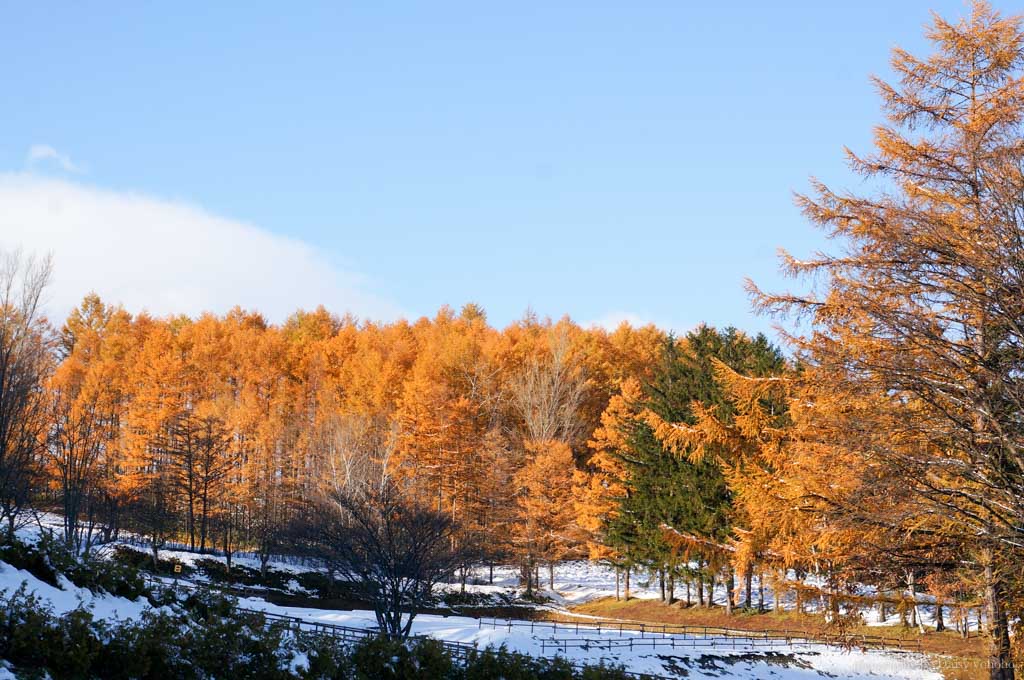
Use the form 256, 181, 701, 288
145, 576, 672, 680
475, 616, 923, 653
145, 573, 922, 656
144, 574, 922, 655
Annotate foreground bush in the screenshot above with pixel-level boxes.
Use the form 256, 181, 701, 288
0, 546, 629, 679
0, 536, 146, 601
0, 585, 631, 679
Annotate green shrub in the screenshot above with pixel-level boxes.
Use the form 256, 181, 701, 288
293, 570, 352, 599
0, 575, 632, 680
184, 609, 294, 680
0, 584, 61, 669
348, 636, 456, 680
96, 610, 187, 680
66, 552, 147, 600
441, 590, 495, 608
111, 545, 193, 577
462, 645, 630, 680
295, 633, 354, 679
0, 536, 146, 601
47, 608, 105, 680
0, 535, 63, 587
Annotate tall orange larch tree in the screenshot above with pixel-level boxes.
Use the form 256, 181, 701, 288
740, 3, 1024, 674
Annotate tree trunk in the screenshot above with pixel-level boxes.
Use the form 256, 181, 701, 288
549, 562, 555, 590
757, 571, 764, 612
935, 602, 945, 632
615, 568, 620, 601
696, 575, 704, 607
744, 568, 753, 610
187, 497, 196, 552
667, 570, 675, 605
223, 525, 233, 573
659, 569, 665, 602
908, 571, 920, 631
984, 558, 1014, 680
725, 569, 735, 616
199, 493, 209, 553
624, 568, 631, 601
521, 561, 533, 597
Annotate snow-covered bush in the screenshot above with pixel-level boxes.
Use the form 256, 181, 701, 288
1, 535, 146, 600
347, 636, 455, 680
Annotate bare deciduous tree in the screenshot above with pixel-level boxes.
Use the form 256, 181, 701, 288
294, 480, 467, 639
509, 327, 587, 445
47, 385, 105, 553
0, 250, 53, 538
316, 413, 395, 494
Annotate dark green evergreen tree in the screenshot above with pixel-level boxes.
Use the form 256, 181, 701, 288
603, 326, 784, 607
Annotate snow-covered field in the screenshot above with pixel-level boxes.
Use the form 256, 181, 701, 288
0, 561, 943, 679
451, 561, 972, 632
0, 517, 948, 679
235, 597, 942, 680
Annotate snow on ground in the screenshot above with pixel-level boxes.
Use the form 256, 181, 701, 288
113, 539, 319, 575
2, 517, 952, 678
0, 543, 945, 679
0, 561, 153, 622
0, 515, 160, 622
237, 596, 943, 680
458, 561, 980, 631
29, 509, 955, 632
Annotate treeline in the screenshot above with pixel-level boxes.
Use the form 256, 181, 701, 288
0, 259, 642, 566
1, 248, 784, 604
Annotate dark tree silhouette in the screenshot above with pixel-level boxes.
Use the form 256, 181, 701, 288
295, 480, 467, 639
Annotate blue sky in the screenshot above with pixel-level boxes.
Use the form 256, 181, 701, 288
0, 1, 975, 336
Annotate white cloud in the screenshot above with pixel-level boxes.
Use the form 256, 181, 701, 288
583, 311, 647, 331
0, 173, 402, 324
582, 310, 692, 335
26, 145, 83, 174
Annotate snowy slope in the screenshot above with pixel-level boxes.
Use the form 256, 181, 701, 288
0, 552, 944, 680
237, 597, 943, 680
0, 561, 153, 621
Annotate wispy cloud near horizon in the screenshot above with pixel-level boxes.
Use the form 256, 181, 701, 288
25, 145, 84, 174
0, 173, 403, 324
582, 310, 693, 335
